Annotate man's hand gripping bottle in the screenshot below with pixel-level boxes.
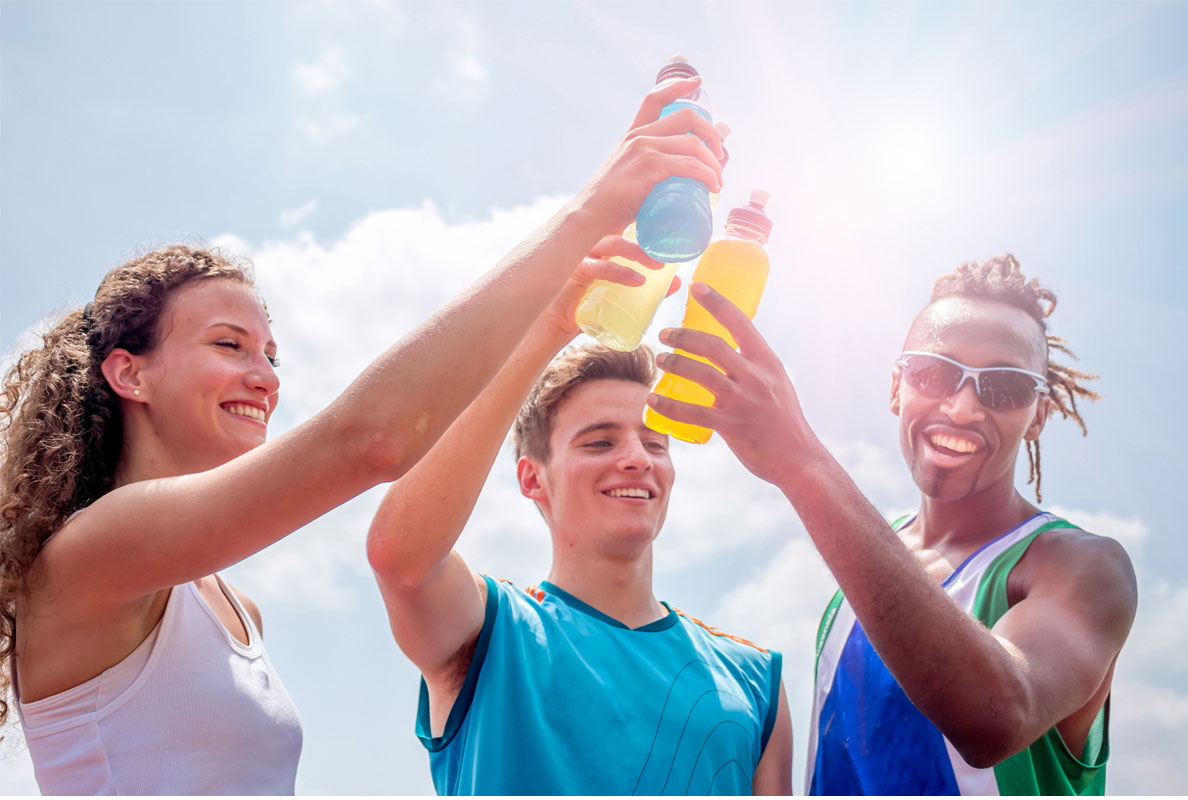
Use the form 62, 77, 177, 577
644, 190, 774, 444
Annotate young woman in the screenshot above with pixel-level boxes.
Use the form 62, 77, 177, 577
0, 77, 725, 794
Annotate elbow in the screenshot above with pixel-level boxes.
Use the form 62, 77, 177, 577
366, 517, 414, 586
951, 738, 1018, 771
945, 699, 1033, 769
345, 420, 419, 486
366, 513, 437, 591
365, 521, 398, 578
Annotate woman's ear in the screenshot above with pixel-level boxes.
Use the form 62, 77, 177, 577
101, 348, 147, 402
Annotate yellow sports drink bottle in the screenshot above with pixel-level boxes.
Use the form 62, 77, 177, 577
574, 223, 683, 352
644, 190, 773, 444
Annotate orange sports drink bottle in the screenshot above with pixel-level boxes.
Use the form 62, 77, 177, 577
643, 189, 773, 444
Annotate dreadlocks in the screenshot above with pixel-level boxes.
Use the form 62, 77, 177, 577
929, 254, 1100, 503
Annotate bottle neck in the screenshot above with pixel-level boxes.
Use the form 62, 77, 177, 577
724, 220, 769, 244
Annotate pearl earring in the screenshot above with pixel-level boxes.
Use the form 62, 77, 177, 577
133, 389, 141, 397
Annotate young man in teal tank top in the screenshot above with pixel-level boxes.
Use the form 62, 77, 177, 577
647, 255, 1137, 795
365, 79, 792, 795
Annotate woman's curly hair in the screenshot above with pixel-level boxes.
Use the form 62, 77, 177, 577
0, 245, 254, 729
930, 254, 1100, 503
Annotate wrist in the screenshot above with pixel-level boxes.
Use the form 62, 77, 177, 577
557, 193, 611, 246
770, 432, 836, 499
531, 316, 580, 353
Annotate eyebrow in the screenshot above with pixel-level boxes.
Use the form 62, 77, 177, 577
208, 321, 277, 352
570, 421, 622, 442
569, 421, 669, 444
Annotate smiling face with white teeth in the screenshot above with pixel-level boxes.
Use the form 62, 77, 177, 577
891, 297, 1051, 504
132, 278, 280, 475
518, 378, 674, 561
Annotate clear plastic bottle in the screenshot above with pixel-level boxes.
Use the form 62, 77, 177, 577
575, 223, 683, 351
644, 190, 774, 444
635, 56, 714, 263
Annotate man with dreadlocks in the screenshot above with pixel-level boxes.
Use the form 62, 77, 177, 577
646, 255, 1137, 795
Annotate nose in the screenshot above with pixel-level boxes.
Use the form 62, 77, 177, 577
939, 376, 985, 424
616, 437, 654, 472
246, 353, 280, 398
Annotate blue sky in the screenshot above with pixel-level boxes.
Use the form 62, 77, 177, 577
2, 0, 1186, 794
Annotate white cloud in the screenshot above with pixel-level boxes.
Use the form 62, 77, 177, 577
820, 436, 914, 509
1039, 503, 1182, 791
452, 454, 553, 584
713, 537, 836, 656
653, 437, 796, 571
223, 487, 383, 611
294, 111, 364, 144
0, 748, 37, 795
1109, 573, 1188, 794
1119, 577, 1188, 682
278, 199, 320, 230
456, 55, 486, 82
0, 727, 38, 795
292, 47, 350, 94
1046, 504, 1151, 557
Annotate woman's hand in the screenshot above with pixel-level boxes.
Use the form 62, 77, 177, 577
572, 77, 727, 237
537, 234, 680, 341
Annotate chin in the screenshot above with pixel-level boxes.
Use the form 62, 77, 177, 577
602, 525, 659, 554
914, 468, 978, 504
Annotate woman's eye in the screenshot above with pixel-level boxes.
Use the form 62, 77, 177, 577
215, 339, 240, 351
585, 440, 612, 449
645, 441, 668, 453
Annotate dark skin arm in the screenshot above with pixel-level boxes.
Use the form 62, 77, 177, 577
647, 283, 1137, 767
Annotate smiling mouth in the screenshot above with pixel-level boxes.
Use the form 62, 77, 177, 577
222, 403, 266, 423
928, 433, 979, 456
604, 488, 654, 500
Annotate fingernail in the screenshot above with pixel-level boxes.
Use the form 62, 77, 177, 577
691, 282, 710, 297
647, 392, 660, 406
659, 327, 675, 341
716, 122, 731, 138
656, 352, 668, 367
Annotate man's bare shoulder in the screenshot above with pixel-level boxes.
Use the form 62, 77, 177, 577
1010, 524, 1137, 620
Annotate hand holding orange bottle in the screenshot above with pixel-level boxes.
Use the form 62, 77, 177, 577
643, 190, 774, 443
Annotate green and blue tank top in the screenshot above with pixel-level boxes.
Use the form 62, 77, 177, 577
807, 512, 1109, 795
417, 575, 782, 795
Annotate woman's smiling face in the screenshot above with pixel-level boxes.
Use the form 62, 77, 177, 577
133, 278, 280, 472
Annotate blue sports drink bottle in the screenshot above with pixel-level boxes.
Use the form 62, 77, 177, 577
635, 57, 715, 263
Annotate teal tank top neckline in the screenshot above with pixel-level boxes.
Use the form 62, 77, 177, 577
536, 580, 679, 632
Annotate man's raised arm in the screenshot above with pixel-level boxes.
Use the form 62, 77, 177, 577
647, 283, 1137, 768
367, 231, 673, 735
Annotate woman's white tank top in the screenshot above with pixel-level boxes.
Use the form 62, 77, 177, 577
14, 575, 303, 795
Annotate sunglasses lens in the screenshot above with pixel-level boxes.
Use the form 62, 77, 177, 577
901, 355, 1040, 410
902, 357, 962, 399
977, 372, 1037, 410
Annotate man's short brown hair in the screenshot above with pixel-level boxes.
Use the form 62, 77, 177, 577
512, 343, 657, 463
